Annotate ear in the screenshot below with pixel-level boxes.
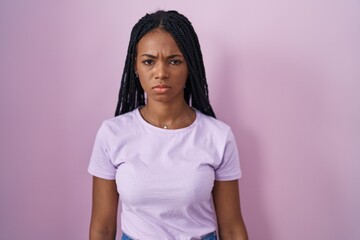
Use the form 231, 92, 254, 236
134, 68, 138, 77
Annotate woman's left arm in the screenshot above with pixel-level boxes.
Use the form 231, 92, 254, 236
212, 180, 249, 240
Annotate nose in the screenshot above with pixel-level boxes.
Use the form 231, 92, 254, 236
154, 61, 169, 80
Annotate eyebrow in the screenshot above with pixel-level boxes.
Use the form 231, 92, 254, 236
139, 53, 183, 59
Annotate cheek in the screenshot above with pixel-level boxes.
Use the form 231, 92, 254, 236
138, 78, 148, 90
137, 66, 152, 81
179, 69, 189, 83
182, 66, 189, 80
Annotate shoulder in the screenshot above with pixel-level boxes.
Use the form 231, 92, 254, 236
97, 109, 139, 137
195, 110, 233, 141
196, 110, 231, 132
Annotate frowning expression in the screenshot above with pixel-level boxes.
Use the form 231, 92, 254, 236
135, 28, 188, 104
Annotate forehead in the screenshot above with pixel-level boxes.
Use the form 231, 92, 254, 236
137, 29, 182, 54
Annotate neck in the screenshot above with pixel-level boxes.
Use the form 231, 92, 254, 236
141, 100, 195, 129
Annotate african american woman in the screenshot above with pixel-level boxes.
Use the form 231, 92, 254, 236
88, 10, 248, 240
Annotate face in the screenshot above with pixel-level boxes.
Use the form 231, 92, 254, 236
135, 28, 188, 105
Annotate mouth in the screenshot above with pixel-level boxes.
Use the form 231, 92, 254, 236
152, 84, 171, 93
152, 84, 171, 89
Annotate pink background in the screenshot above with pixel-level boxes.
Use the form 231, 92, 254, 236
1, 0, 359, 239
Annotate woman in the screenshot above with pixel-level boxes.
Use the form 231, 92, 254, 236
88, 10, 248, 240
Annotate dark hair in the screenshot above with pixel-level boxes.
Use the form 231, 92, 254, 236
115, 10, 216, 118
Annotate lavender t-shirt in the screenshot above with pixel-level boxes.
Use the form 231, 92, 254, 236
88, 108, 241, 240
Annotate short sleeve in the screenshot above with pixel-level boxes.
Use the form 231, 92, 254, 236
215, 129, 242, 181
88, 123, 116, 180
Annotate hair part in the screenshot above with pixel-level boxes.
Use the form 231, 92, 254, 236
115, 10, 216, 118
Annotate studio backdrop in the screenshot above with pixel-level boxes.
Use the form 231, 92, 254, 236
0, 0, 359, 239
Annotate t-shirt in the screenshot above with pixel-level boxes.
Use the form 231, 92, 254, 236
88, 107, 241, 240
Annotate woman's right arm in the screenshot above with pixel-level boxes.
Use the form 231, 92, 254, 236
90, 176, 119, 240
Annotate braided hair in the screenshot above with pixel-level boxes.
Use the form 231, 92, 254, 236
115, 10, 216, 118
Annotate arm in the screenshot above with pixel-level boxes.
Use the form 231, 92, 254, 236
212, 180, 248, 240
89, 176, 119, 240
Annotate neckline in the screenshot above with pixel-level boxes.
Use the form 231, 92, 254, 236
135, 107, 199, 133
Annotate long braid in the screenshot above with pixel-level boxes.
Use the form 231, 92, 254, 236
115, 10, 216, 118
115, 16, 154, 115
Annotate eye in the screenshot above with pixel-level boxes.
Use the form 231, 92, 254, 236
169, 60, 182, 65
142, 59, 154, 65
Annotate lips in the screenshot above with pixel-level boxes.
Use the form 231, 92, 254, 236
152, 84, 171, 93
152, 84, 170, 89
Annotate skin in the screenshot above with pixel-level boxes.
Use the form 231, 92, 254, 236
135, 28, 195, 128
90, 177, 118, 240
89, 28, 248, 240
213, 180, 249, 239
